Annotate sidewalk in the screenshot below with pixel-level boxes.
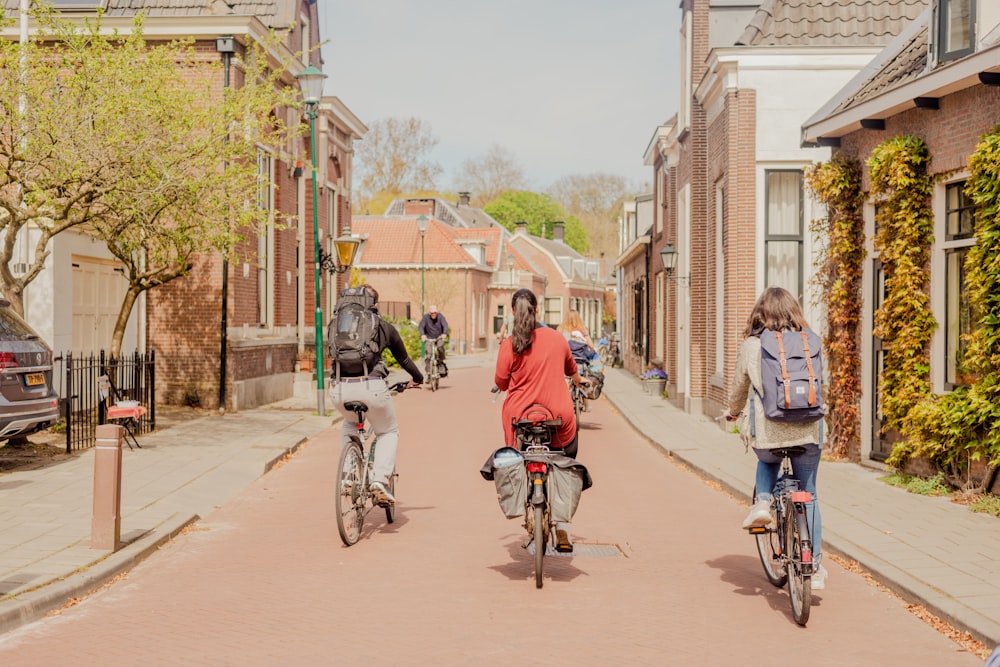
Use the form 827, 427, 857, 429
600, 366, 1000, 648
1, 354, 998, 647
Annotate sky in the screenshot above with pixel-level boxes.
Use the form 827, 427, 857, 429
320, 1, 680, 193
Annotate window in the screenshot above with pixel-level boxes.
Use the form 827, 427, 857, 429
764, 170, 803, 298
544, 297, 562, 327
943, 181, 976, 386
937, 0, 975, 62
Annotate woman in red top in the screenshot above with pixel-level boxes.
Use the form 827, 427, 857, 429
495, 288, 590, 459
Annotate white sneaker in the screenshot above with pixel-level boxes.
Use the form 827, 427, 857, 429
742, 500, 774, 529
370, 481, 395, 505
812, 565, 828, 590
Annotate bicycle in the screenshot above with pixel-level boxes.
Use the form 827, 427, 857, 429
568, 377, 587, 418
423, 336, 446, 392
513, 415, 564, 589
746, 445, 816, 626
335, 380, 416, 546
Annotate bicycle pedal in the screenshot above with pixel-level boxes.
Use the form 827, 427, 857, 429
747, 526, 768, 534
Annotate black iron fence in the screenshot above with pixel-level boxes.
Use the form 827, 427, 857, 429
57, 350, 156, 453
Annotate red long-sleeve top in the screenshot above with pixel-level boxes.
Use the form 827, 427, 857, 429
495, 324, 579, 448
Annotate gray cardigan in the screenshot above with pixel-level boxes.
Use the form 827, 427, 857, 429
728, 336, 821, 451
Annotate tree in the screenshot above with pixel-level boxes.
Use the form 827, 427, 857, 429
453, 144, 528, 207
484, 191, 589, 253
353, 117, 442, 213
0, 10, 299, 354
549, 173, 631, 259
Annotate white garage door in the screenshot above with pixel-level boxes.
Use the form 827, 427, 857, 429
72, 257, 128, 355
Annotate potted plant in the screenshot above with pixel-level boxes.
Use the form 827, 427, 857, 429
641, 368, 668, 396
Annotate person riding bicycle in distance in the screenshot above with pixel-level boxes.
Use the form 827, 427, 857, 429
725, 286, 827, 589
495, 288, 590, 552
328, 284, 423, 505
418, 304, 449, 376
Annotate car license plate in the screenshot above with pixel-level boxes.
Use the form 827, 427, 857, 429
24, 372, 45, 386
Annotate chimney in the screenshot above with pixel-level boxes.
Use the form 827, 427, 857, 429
553, 221, 565, 243
514, 220, 528, 236
458, 192, 471, 207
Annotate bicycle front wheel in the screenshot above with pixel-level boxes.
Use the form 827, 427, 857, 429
784, 499, 812, 626
336, 440, 365, 546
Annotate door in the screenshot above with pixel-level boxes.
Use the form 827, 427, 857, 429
72, 258, 128, 354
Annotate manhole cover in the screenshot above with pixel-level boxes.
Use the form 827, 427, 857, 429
526, 542, 624, 558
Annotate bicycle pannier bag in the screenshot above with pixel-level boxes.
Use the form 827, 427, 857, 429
329, 287, 381, 375
758, 328, 824, 423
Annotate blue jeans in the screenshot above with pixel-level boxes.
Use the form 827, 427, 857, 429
753, 444, 822, 560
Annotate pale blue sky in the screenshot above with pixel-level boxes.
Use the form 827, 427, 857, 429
320, 1, 680, 192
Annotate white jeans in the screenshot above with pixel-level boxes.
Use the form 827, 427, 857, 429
328, 377, 399, 486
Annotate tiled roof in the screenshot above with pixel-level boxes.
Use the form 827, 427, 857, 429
736, 0, 927, 47
829, 16, 928, 114
351, 217, 481, 267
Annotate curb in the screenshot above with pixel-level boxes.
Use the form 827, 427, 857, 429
0, 512, 198, 635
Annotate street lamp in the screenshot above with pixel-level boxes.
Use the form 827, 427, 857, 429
660, 245, 691, 287
296, 65, 328, 416
417, 214, 429, 358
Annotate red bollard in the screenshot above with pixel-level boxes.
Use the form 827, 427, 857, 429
91, 424, 123, 551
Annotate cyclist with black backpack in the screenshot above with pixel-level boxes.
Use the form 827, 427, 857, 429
724, 286, 827, 589
327, 284, 423, 505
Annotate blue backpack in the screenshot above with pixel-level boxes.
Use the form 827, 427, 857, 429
757, 328, 824, 423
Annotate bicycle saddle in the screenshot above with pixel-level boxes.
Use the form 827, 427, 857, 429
343, 401, 369, 414
771, 445, 807, 458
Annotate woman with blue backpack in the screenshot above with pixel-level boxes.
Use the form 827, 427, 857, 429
724, 286, 827, 589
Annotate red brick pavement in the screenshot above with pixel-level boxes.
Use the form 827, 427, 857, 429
0, 366, 982, 665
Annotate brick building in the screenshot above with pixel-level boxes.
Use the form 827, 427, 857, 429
629, 0, 925, 417
802, 1, 1000, 462
7, 0, 365, 411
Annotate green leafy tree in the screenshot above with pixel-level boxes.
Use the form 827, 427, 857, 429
0, 9, 300, 357
484, 190, 589, 253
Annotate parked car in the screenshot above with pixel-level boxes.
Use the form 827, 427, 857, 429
0, 300, 60, 441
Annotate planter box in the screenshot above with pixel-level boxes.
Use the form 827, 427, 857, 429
645, 378, 667, 396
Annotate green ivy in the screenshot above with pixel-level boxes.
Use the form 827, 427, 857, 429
898, 126, 1000, 490
805, 155, 866, 460
868, 136, 937, 452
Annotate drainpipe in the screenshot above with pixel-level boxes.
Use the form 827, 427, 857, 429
217, 36, 235, 413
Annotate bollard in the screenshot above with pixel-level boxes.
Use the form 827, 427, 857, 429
91, 424, 123, 551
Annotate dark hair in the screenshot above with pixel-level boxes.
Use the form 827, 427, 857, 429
742, 286, 809, 337
510, 288, 538, 355
359, 283, 379, 304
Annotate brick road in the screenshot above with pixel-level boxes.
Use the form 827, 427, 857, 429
0, 366, 982, 665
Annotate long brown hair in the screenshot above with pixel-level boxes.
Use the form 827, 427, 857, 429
510, 288, 538, 355
742, 286, 809, 337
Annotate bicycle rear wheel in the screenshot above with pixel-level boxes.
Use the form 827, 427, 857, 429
784, 499, 812, 625
385, 469, 397, 523
534, 504, 545, 588
336, 441, 365, 546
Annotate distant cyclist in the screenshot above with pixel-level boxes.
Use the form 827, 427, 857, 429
418, 304, 449, 376
328, 284, 423, 505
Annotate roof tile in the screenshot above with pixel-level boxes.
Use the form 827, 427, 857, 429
736, 0, 928, 47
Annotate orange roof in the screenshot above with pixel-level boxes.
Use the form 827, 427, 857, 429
352, 217, 479, 266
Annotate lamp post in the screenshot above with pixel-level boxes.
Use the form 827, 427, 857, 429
417, 214, 429, 358
296, 65, 328, 416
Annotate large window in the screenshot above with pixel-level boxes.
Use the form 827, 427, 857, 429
764, 170, 803, 298
937, 0, 976, 62
943, 181, 976, 386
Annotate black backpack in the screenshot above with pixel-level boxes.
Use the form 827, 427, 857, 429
328, 287, 381, 377
757, 328, 824, 423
